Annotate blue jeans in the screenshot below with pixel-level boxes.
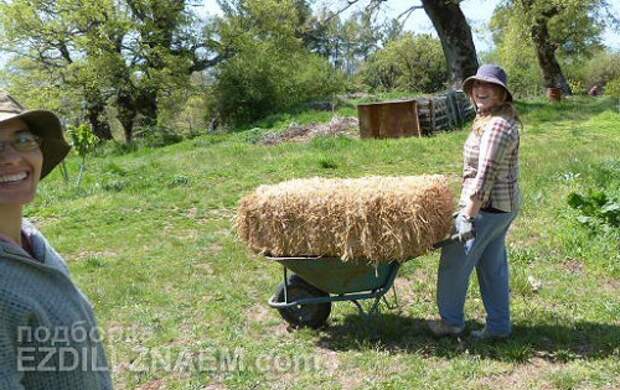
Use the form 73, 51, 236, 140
436, 209, 518, 335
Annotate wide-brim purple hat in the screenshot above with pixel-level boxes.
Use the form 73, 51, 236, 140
463, 64, 513, 102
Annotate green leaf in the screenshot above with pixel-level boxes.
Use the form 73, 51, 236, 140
601, 202, 620, 214
589, 190, 609, 206
576, 215, 593, 224
567, 192, 586, 209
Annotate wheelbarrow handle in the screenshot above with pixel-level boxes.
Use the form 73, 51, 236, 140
433, 230, 475, 249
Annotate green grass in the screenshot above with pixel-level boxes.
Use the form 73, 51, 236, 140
28, 96, 620, 389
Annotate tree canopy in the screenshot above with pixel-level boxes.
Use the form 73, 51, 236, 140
492, 0, 614, 94
0, 0, 618, 141
0, 0, 221, 141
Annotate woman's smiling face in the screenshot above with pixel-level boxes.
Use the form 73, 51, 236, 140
0, 118, 43, 205
471, 80, 507, 112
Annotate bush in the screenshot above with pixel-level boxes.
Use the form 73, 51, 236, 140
567, 160, 620, 230
580, 50, 620, 89
568, 190, 620, 228
158, 89, 209, 137
605, 77, 620, 98
567, 79, 586, 95
209, 0, 345, 127
133, 125, 184, 148
211, 45, 343, 127
210, 40, 344, 127
357, 33, 448, 93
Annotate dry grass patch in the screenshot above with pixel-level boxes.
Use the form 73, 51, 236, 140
68, 250, 119, 262
135, 378, 166, 390
475, 358, 553, 389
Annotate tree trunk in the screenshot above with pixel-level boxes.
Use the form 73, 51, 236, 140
116, 89, 137, 143
114, 84, 157, 142
530, 18, 572, 95
118, 110, 135, 143
421, 0, 479, 90
135, 89, 158, 128
85, 101, 113, 140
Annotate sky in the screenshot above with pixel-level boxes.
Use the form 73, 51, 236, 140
201, 0, 620, 53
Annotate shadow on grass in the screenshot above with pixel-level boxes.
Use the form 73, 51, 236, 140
317, 313, 620, 363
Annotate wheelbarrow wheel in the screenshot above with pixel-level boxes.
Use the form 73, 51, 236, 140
275, 274, 331, 329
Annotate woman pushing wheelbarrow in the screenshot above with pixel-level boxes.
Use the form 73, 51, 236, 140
235, 64, 520, 334
427, 64, 522, 341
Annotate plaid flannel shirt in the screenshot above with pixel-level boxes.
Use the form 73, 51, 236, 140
460, 115, 521, 212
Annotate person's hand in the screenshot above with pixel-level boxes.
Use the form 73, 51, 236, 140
454, 213, 475, 243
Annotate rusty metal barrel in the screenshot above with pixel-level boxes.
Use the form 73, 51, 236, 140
546, 87, 562, 103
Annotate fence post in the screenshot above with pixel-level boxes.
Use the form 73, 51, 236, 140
430, 98, 435, 134
449, 90, 462, 126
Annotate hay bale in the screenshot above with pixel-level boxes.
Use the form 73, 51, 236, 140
235, 175, 454, 263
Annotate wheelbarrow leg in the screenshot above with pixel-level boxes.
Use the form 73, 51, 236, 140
369, 296, 383, 316
381, 286, 399, 311
351, 299, 366, 316
351, 296, 382, 317
283, 266, 289, 303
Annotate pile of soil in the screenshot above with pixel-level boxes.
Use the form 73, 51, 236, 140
261, 116, 359, 145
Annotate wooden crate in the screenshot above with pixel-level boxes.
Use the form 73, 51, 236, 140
357, 100, 421, 139
418, 91, 475, 135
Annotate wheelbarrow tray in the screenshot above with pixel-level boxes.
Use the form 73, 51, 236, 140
265, 234, 469, 328
266, 255, 397, 294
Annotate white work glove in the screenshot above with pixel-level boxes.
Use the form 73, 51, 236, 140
453, 213, 475, 243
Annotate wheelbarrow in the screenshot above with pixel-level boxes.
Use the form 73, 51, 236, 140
267, 231, 473, 329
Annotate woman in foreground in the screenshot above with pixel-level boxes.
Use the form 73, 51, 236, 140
0, 91, 112, 389
428, 64, 522, 340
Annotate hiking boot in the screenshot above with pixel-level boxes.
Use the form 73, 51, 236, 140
470, 326, 511, 341
427, 319, 465, 337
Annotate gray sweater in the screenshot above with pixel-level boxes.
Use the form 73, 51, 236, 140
0, 220, 113, 389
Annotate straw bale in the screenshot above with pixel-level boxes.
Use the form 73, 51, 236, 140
235, 175, 454, 263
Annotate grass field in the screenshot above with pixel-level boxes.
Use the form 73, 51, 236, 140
29, 96, 620, 389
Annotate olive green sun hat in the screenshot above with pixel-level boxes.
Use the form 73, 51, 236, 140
0, 91, 71, 179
